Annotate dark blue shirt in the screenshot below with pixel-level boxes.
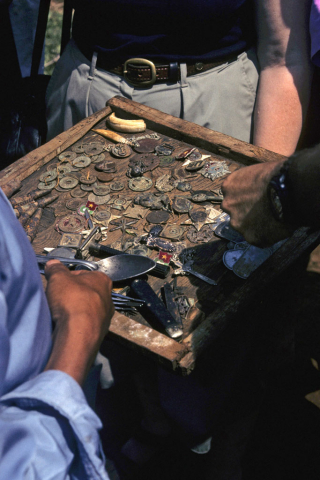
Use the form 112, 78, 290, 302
73, 0, 255, 66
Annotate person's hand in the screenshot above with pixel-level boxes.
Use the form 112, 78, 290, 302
44, 260, 114, 385
221, 161, 294, 247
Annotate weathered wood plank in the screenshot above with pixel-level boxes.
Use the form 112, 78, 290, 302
107, 96, 287, 166
108, 311, 190, 373
0, 107, 112, 188
181, 227, 320, 363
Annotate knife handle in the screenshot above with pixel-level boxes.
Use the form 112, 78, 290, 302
89, 243, 170, 279
129, 278, 183, 338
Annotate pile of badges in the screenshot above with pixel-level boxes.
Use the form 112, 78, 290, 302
35, 125, 236, 267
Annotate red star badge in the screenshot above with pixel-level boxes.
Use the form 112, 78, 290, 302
158, 251, 172, 265
86, 201, 97, 211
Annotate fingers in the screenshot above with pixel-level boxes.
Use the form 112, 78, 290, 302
44, 260, 70, 280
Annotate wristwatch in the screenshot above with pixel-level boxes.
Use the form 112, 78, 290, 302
267, 160, 294, 224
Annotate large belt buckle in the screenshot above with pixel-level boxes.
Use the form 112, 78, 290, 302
124, 58, 157, 87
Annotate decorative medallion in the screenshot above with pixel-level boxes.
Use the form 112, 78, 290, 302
158, 155, 175, 168
155, 143, 174, 156
200, 160, 230, 180
176, 181, 192, 192
146, 210, 170, 224
111, 143, 132, 158
172, 196, 193, 214
58, 233, 83, 248
187, 225, 214, 243
185, 159, 205, 171
93, 210, 112, 223
58, 214, 87, 233
159, 224, 185, 240
110, 180, 125, 192
133, 138, 159, 153
155, 174, 176, 192
128, 176, 153, 192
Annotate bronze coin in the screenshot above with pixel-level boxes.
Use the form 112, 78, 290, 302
80, 182, 97, 191
91, 153, 106, 164
97, 172, 114, 183
146, 210, 170, 224
72, 144, 85, 154
80, 174, 97, 185
59, 177, 79, 190
59, 151, 77, 162
83, 143, 105, 156
129, 153, 160, 172
70, 187, 87, 198
93, 185, 110, 196
66, 199, 83, 211
72, 156, 91, 168
133, 138, 159, 153
110, 181, 125, 191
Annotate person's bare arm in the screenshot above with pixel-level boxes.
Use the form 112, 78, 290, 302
253, 0, 312, 156
44, 260, 114, 386
221, 143, 320, 246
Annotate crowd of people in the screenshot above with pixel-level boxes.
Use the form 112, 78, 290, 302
0, 0, 320, 478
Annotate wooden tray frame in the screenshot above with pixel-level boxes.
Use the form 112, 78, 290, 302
1, 96, 319, 375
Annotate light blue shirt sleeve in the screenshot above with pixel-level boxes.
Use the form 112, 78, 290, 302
0, 371, 109, 480
0, 189, 109, 479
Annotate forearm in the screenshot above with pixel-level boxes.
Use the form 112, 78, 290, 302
44, 315, 102, 386
253, 65, 312, 156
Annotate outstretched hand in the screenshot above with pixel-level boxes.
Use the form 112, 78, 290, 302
221, 161, 294, 247
44, 260, 114, 385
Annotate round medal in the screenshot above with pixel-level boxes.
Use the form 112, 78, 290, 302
128, 176, 153, 192
111, 143, 132, 158
146, 210, 170, 224
110, 181, 125, 192
133, 138, 159, 153
58, 214, 87, 233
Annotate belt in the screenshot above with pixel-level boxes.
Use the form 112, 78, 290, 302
77, 43, 238, 87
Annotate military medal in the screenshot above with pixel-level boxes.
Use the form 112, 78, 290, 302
155, 143, 174, 156
146, 210, 170, 224
187, 225, 214, 243
110, 180, 125, 192
159, 224, 185, 240
57, 214, 87, 233
128, 176, 153, 192
172, 196, 193, 214
200, 160, 230, 180
111, 143, 132, 158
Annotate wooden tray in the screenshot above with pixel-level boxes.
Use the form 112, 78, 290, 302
1, 96, 319, 375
